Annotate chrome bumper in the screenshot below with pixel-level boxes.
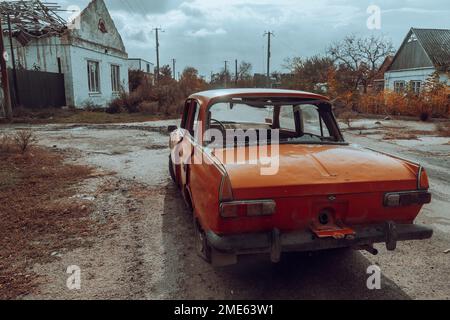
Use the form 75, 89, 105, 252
206, 222, 433, 263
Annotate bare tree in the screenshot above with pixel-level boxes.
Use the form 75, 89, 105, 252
283, 55, 334, 91
237, 61, 253, 81
327, 35, 394, 92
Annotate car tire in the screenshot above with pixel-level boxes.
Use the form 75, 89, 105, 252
194, 219, 211, 263
169, 156, 176, 183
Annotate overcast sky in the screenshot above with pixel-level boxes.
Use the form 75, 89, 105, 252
57, 0, 450, 78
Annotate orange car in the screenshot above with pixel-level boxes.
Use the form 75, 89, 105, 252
169, 89, 432, 266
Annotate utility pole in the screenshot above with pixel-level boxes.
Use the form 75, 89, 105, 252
172, 58, 176, 80
224, 60, 228, 88
264, 31, 274, 88
235, 59, 238, 87
0, 15, 13, 120
153, 27, 163, 84
7, 14, 19, 106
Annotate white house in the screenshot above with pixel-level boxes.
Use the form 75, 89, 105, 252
384, 28, 450, 94
128, 58, 154, 75
2, 0, 129, 108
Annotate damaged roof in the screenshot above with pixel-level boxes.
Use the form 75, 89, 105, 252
0, 0, 67, 41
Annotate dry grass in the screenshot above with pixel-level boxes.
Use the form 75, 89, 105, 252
1, 108, 174, 125
0, 146, 94, 299
355, 88, 449, 119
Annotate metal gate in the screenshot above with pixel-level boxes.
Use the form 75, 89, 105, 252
8, 69, 66, 109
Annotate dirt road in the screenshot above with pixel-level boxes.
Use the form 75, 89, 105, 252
1, 119, 448, 300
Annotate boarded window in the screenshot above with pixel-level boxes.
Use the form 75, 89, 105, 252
87, 61, 100, 93
111, 65, 120, 92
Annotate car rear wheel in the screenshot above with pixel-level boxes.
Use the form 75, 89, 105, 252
194, 219, 211, 263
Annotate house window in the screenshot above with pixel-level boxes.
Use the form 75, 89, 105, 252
394, 81, 405, 93
147, 63, 151, 73
111, 65, 120, 92
410, 81, 421, 94
87, 61, 100, 93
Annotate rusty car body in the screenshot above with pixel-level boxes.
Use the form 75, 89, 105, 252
168, 89, 433, 266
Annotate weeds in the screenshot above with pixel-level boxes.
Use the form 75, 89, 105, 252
355, 88, 449, 120
14, 130, 37, 154
1, 130, 37, 154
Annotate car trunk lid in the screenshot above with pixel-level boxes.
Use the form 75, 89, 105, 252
212, 144, 418, 199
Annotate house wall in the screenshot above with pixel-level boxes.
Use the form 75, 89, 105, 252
2, 0, 129, 108
128, 59, 154, 73
70, 45, 128, 107
385, 68, 449, 91
2, 36, 75, 106
67, 0, 128, 107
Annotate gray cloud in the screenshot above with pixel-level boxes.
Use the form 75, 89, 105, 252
58, 0, 450, 78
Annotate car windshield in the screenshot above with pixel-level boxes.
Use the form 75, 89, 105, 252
205, 100, 344, 147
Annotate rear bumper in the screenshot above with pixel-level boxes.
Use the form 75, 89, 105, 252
206, 222, 433, 261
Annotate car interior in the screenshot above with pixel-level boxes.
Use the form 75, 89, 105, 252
204, 98, 344, 147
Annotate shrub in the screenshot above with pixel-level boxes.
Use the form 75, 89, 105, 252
138, 101, 159, 114
129, 70, 147, 91
14, 129, 37, 154
346, 86, 449, 119
106, 97, 124, 114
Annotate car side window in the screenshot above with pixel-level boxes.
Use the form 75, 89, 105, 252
180, 100, 191, 129
278, 107, 296, 131
191, 101, 201, 138
184, 100, 200, 138
300, 105, 331, 137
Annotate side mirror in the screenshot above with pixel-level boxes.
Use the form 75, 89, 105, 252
168, 125, 178, 133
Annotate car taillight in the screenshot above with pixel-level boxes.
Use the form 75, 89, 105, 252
419, 167, 429, 190
384, 191, 431, 207
220, 200, 276, 218
219, 174, 234, 202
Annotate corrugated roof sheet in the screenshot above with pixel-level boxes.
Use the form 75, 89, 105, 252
412, 28, 450, 67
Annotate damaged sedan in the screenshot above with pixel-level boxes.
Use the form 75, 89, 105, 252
169, 89, 433, 266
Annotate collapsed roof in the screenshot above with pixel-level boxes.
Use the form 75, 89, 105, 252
0, 0, 68, 44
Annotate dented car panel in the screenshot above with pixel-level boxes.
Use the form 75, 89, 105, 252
169, 89, 433, 266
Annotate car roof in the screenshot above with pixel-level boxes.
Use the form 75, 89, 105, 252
189, 88, 330, 105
